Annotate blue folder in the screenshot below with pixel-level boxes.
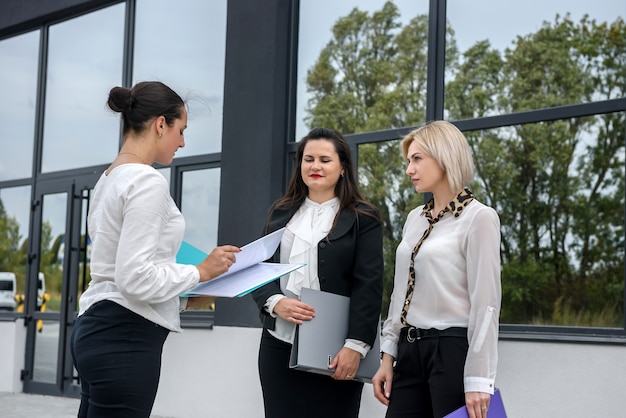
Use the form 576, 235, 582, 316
444, 389, 507, 418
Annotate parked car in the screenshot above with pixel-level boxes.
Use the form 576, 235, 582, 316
37, 272, 46, 309
0, 272, 17, 311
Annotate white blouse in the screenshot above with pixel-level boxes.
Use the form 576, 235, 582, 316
78, 164, 200, 332
381, 199, 501, 394
266, 197, 339, 343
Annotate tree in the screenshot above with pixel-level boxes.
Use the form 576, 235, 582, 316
0, 199, 25, 273
305, 3, 625, 326
305, 1, 457, 313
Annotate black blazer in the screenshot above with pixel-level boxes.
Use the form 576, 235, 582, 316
251, 202, 384, 347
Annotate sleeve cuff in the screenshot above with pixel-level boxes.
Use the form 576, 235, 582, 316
464, 376, 496, 394
265, 294, 286, 318
344, 339, 370, 358
380, 338, 399, 359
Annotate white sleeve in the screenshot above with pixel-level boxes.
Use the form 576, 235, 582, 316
464, 206, 501, 394
114, 172, 200, 303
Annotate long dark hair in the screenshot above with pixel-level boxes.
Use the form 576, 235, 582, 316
272, 127, 381, 226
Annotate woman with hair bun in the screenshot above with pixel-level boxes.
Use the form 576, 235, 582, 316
70, 81, 240, 417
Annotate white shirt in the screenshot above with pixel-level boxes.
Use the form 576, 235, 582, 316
78, 164, 200, 332
381, 199, 501, 393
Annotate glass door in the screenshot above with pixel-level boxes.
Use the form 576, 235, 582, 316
22, 174, 96, 397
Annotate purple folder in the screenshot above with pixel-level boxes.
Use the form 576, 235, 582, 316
443, 389, 507, 418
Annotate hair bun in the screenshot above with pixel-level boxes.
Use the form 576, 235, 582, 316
107, 86, 133, 113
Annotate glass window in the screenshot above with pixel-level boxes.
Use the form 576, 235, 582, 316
38, 192, 66, 315
445, 0, 625, 118
466, 113, 624, 327
0, 186, 32, 308
357, 139, 422, 317
42, 4, 125, 173
134, 0, 227, 156
180, 168, 220, 251
359, 112, 625, 327
179, 167, 220, 312
296, 0, 428, 140
0, 31, 39, 181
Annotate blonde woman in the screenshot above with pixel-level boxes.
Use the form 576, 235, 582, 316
372, 120, 501, 418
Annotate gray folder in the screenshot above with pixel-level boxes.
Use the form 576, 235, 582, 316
289, 288, 381, 383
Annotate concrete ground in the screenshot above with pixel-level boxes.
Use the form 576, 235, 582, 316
0, 392, 173, 418
0, 392, 79, 418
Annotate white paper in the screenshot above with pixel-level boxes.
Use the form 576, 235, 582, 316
182, 262, 304, 298
179, 228, 305, 298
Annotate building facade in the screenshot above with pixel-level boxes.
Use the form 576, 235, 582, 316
0, 0, 625, 416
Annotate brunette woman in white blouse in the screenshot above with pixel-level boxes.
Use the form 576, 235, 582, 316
70, 81, 240, 418
251, 128, 384, 418
372, 121, 501, 418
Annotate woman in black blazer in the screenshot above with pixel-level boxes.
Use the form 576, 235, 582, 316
251, 128, 384, 418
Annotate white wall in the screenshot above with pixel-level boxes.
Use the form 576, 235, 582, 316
0, 318, 26, 393
154, 326, 387, 418
2, 321, 625, 417
154, 327, 626, 418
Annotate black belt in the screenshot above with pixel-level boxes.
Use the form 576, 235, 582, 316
400, 326, 467, 343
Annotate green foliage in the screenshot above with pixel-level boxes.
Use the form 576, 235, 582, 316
305, 3, 625, 327
305, 2, 456, 314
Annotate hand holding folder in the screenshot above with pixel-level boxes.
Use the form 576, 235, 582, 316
178, 228, 305, 298
443, 389, 507, 418
289, 288, 381, 383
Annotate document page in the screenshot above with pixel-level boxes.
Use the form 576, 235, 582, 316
177, 228, 304, 298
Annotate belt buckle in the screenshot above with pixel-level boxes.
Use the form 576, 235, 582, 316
406, 326, 419, 343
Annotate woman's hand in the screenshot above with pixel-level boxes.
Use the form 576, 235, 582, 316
273, 297, 315, 324
196, 245, 241, 282
465, 391, 491, 418
329, 347, 361, 380
372, 353, 394, 405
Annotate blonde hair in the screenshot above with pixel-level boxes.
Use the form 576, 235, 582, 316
401, 120, 474, 192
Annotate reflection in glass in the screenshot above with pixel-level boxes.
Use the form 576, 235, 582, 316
39, 193, 67, 314
0, 31, 39, 180
181, 168, 220, 251
42, 4, 124, 173
77, 190, 91, 310
357, 140, 422, 315
358, 113, 625, 328
0, 186, 32, 306
465, 115, 624, 327
180, 168, 220, 311
33, 320, 60, 383
445, 0, 625, 117
134, 0, 227, 155
296, 0, 428, 140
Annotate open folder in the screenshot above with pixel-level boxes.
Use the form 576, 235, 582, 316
178, 228, 304, 298
443, 389, 507, 418
289, 288, 381, 383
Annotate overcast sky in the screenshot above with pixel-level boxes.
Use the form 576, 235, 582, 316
295, 0, 625, 138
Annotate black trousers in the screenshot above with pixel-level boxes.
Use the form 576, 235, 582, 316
70, 300, 169, 418
385, 327, 468, 418
258, 328, 364, 418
